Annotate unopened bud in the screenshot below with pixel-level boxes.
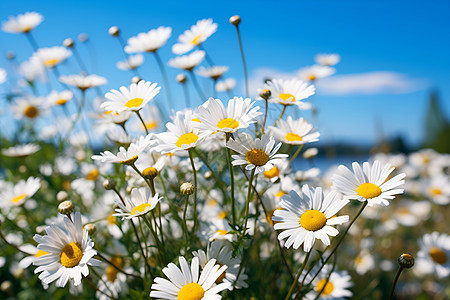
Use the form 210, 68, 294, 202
78, 33, 88, 43
56, 191, 69, 202
103, 178, 116, 190
84, 223, 96, 235
143, 167, 158, 179
6, 51, 15, 60
303, 148, 319, 159
229, 15, 241, 26
180, 182, 194, 195
58, 200, 74, 215
131, 76, 141, 84
126, 186, 133, 194
259, 89, 271, 100
398, 253, 414, 269
0, 281, 12, 293
108, 26, 120, 37
176, 73, 187, 83
204, 171, 213, 180
63, 38, 74, 48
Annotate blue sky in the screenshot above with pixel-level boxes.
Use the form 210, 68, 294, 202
1, 0, 449, 147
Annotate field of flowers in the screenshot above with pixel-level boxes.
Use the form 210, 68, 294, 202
0, 11, 449, 300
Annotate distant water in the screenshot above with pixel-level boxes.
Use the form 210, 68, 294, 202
292, 155, 370, 172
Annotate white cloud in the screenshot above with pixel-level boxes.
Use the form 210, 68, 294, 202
248, 68, 427, 96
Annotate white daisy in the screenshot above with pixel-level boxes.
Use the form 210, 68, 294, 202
424, 175, 450, 205
273, 185, 349, 252
32, 212, 100, 287
268, 116, 320, 145
19, 56, 47, 83
304, 265, 353, 300
46, 90, 73, 106
298, 65, 335, 82
199, 219, 234, 242
101, 80, 160, 113
2, 144, 40, 157
193, 240, 248, 290
172, 18, 218, 54
153, 110, 208, 154
196, 66, 229, 81
59, 74, 107, 91
114, 188, 162, 219
393, 200, 430, 227
265, 78, 315, 109
416, 232, 450, 278
331, 160, 406, 206
2, 12, 43, 34
96, 256, 127, 300
150, 256, 230, 299
194, 97, 262, 134
0, 176, 40, 208
226, 133, 288, 174
116, 54, 144, 71
11, 96, 47, 120
92, 134, 154, 165
125, 26, 172, 53
215, 78, 236, 92
353, 249, 375, 275
32, 46, 71, 68
315, 53, 340, 66
168, 50, 205, 71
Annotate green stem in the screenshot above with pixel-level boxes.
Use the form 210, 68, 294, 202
285, 250, 312, 300
188, 149, 198, 233
135, 110, 149, 135
225, 133, 236, 226
153, 51, 174, 110
183, 194, 190, 246
262, 99, 269, 134
289, 144, 304, 167
389, 267, 404, 300
240, 168, 256, 239
234, 25, 249, 98
274, 105, 287, 127
189, 70, 206, 101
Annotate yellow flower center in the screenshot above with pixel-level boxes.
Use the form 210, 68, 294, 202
356, 183, 382, 199
85, 169, 99, 181
308, 75, 317, 81
22, 26, 33, 33
300, 210, 327, 231
59, 242, 83, 268
144, 121, 158, 131
264, 166, 280, 179
315, 279, 334, 296
24, 106, 38, 118
107, 213, 117, 225
130, 203, 152, 216
35, 250, 49, 257
217, 118, 239, 130
178, 282, 205, 300
106, 257, 123, 282
176, 132, 199, 148
11, 193, 27, 204
120, 155, 138, 165
245, 148, 269, 166
124, 97, 144, 109
397, 208, 410, 215
429, 188, 442, 195
44, 58, 59, 67
429, 247, 447, 264
278, 93, 296, 102
218, 211, 226, 219
56, 99, 68, 105
275, 191, 286, 198
215, 229, 227, 235
285, 132, 303, 142
191, 35, 203, 45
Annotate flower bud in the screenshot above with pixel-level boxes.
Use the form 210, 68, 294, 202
259, 89, 271, 100
176, 73, 187, 83
6, 51, 15, 60
63, 38, 74, 48
84, 223, 96, 235
78, 33, 88, 43
108, 26, 120, 37
180, 182, 194, 195
0, 281, 12, 293
103, 178, 116, 190
229, 15, 241, 26
132, 76, 141, 84
204, 171, 213, 180
303, 148, 319, 159
143, 167, 158, 179
398, 253, 414, 269
56, 191, 69, 202
58, 200, 74, 215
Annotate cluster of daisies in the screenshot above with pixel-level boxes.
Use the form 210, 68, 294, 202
0, 10, 449, 300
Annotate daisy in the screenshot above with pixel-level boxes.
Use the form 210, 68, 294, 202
32, 212, 100, 287
196, 66, 229, 81
153, 110, 208, 154
194, 97, 262, 134
19, 56, 47, 83
168, 50, 205, 71
415, 232, 450, 278
353, 249, 375, 275
331, 160, 406, 206
113, 188, 162, 219
304, 265, 353, 299
116, 54, 144, 71
125, 26, 172, 53
59, 74, 107, 91
265, 78, 315, 109
150, 256, 230, 299
268, 116, 320, 145
92, 134, 154, 165
315, 53, 341, 66
424, 175, 450, 205
32, 46, 72, 68
193, 240, 248, 290
101, 80, 160, 114
215, 78, 236, 93
46, 90, 73, 106
2, 12, 43, 34
11, 96, 47, 120
199, 219, 234, 242
298, 65, 335, 82
0, 176, 40, 208
226, 133, 288, 174
96, 256, 127, 300
272, 185, 349, 252
2, 144, 40, 157
172, 18, 218, 54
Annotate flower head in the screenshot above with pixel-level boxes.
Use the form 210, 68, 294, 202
125, 26, 172, 53
268, 116, 320, 145
416, 232, 450, 278
114, 188, 162, 219
168, 50, 205, 71
2, 12, 43, 34
32, 47, 71, 68
59, 74, 107, 91
172, 19, 218, 54
116, 54, 144, 71
265, 78, 315, 109
298, 65, 335, 82
0, 176, 40, 208
314, 53, 340, 66
92, 135, 154, 165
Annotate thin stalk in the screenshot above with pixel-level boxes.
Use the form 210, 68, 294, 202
240, 168, 256, 239
234, 25, 249, 98
72, 46, 88, 73
183, 194, 190, 246
312, 251, 337, 300
188, 149, 198, 233
97, 252, 143, 280
0, 228, 32, 255
289, 144, 304, 167
85, 277, 115, 299
142, 215, 165, 264
181, 81, 191, 107
274, 105, 287, 127
225, 133, 236, 226
285, 250, 312, 300
153, 51, 174, 109
198, 44, 215, 66
189, 70, 206, 101
389, 267, 404, 300
25, 32, 39, 51
262, 99, 269, 134
135, 110, 149, 134
116, 34, 140, 77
